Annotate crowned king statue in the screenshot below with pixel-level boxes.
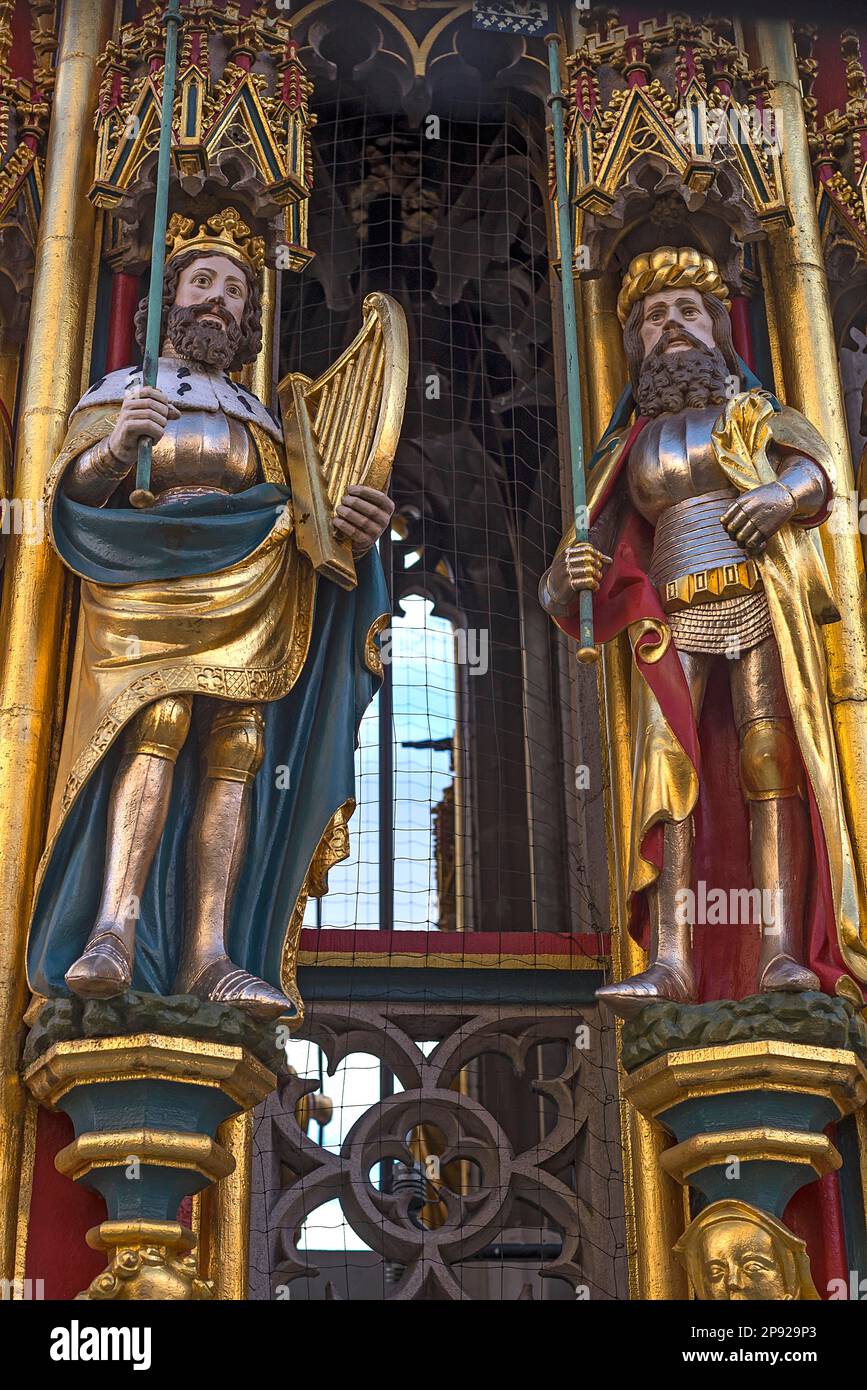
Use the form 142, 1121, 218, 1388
541, 246, 867, 1018
26, 208, 406, 1022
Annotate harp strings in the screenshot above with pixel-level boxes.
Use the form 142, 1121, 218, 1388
330, 333, 383, 504
304, 318, 387, 506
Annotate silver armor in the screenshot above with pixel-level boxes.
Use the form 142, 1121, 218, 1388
67, 406, 259, 505
62, 354, 282, 507
150, 408, 258, 501
627, 405, 730, 519
629, 406, 772, 653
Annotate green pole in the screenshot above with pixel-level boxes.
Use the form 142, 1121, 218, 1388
130, 0, 183, 510
545, 33, 596, 663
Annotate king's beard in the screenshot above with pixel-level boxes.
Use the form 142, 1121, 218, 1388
165, 302, 241, 371
635, 327, 732, 417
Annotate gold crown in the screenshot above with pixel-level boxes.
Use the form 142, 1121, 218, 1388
617, 246, 730, 325
165, 208, 265, 274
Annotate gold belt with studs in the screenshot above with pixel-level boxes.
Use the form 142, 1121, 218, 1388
659, 558, 763, 614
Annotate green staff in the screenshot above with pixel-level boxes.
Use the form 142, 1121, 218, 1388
545, 33, 596, 663
130, 0, 183, 510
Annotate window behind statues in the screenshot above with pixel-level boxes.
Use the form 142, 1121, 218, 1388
304, 595, 459, 931
281, 84, 601, 940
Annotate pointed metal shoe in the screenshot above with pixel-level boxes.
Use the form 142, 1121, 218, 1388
758, 953, 820, 993
596, 960, 695, 1020
177, 955, 296, 1022
65, 928, 134, 999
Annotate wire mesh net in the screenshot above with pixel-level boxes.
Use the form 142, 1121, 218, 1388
250, 70, 624, 1302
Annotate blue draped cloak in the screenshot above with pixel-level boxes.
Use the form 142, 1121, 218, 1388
26, 483, 388, 1014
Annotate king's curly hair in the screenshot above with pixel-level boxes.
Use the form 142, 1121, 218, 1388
134, 249, 262, 370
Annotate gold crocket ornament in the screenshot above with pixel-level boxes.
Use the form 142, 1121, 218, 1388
541, 245, 867, 1017
26, 208, 407, 1022
77, 1223, 215, 1302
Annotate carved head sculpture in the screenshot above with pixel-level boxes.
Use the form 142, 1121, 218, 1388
618, 246, 741, 416
673, 1200, 820, 1301
134, 209, 264, 372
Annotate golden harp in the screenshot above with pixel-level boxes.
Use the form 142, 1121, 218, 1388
277, 291, 409, 589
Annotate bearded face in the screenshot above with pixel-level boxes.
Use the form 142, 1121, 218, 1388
623, 286, 739, 418
165, 300, 242, 371
134, 249, 262, 373
635, 326, 732, 416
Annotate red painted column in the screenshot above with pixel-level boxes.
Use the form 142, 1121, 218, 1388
105, 270, 140, 372
25, 1109, 105, 1299
730, 295, 756, 374
785, 1164, 849, 1298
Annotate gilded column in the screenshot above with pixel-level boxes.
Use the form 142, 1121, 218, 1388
0, 345, 16, 504
755, 20, 867, 918
0, 345, 19, 422
579, 271, 689, 1299
0, 0, 115, 1279
580, 274, 623, 444
241, 266, 278, 408
198, 1112, 253, 1300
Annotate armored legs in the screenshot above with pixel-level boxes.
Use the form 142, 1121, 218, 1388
65, 694, 193, 999
597, 636, 819, 1018
65, 694, 293, 1020
174, 703, 272, 1005
732, 642, 817, 993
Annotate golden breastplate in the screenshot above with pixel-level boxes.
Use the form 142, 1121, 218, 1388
149, 409, 259, 502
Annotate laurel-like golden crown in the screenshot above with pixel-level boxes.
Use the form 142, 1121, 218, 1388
165, 208, 265, 274
617, 246, 730, 325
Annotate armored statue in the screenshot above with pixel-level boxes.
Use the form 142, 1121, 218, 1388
26, 209, 402, 1021
541, 247, 867, 1017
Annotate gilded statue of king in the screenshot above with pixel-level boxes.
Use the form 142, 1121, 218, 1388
541, 246, 867, 1018
26, 209, 403, 1022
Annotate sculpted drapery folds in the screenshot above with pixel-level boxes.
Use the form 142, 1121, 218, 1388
26, 209, 399, 1023
541, 246, 867, 1019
